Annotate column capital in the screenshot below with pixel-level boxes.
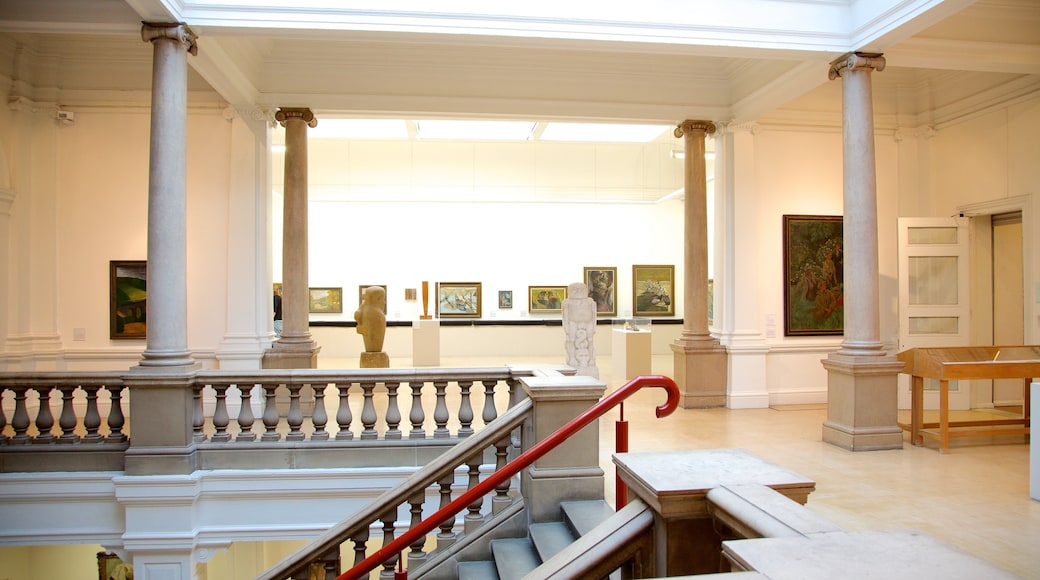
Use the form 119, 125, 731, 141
276, 107, 318, 128
828, 51, 885, 80
674, 120, 717, 138
141, 22, 198, 56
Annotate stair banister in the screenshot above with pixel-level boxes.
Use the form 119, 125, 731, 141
337, 374, 680, 580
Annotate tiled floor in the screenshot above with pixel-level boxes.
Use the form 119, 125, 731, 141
322, 354, 1037, 578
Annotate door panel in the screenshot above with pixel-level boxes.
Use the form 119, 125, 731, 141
897, 217, 970, 410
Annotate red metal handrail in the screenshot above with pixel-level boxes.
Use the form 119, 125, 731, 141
336, 374, 680, 580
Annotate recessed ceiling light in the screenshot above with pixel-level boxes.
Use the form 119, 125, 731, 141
540, 122, 670, 143
416, 120, 536, 141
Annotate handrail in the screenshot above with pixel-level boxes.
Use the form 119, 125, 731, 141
336, 374, 680, 580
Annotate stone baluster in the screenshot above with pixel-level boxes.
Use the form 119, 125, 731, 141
335, 382, 353, 440
464, 455, 483, 533
360, 381, 377, 439
311, 383, 329, 441
286, 382, 305, 441
408, 381, 426, 439
10, 387, 29, 443
210, 384, 231, 443
407, 492, 428, 563
436, 473, 456, 550
379, 509, 399, 579
104, 385, 126, 443
351, 527, 370, 567
433, 380, 449, 439
235, 383, 257, 442
482, 379, 498, 426
457, 380, 474, 437
493, 436, 513, 514
261, 383, 281, 441
384, 381, 402, 440
192, 383, 206, 442
57, 385, 79, 443
81, 385, 103, 443
0, 393, 6, 442
33, 387, 55, 443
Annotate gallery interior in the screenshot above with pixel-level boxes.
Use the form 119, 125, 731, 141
1, 0, 1038, 578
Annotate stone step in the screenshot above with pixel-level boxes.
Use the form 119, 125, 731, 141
490, 537, 542, 580
529, 521, 577, 562
561, 499, 615, 536
458, 560, 500, 580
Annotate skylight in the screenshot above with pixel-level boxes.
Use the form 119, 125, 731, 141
416, 120, 536, 141
309, 118, 410, 139
540, 122, 670, 143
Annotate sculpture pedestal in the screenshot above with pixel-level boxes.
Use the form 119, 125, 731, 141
612, 329, 651, 382
360, 351, 389, 368
412, 319, 440, 367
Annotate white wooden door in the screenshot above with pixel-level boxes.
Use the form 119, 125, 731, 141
897, 217, 971, 410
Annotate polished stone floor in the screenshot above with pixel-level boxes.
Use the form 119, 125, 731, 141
322, 353, 1036, 578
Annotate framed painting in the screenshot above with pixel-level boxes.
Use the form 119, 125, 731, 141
109, 260, 147, 340
583, 266, 617, 317
498, 290, 513, 309
632, 265, 675, 316
782, 214, 844, 336
309, 287, 344, 314
357, 284, 387, 314
437, 282, 482, 317
528, 286, 567, 313
98, 551, 131, 580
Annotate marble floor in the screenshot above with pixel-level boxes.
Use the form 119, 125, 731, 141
321, 354, 1037, 578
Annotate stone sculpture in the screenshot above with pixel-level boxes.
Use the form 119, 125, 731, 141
355, 285, 389, 368
563, 282, 599, 378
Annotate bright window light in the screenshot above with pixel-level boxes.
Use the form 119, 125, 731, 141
540, 122, 670, 143
309, 118, 410, 139
416, 120, 536, 141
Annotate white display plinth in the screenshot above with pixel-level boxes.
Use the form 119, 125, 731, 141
1032, 382, 1038, 501
612, 329, 651, 381
412, 319, 440, 367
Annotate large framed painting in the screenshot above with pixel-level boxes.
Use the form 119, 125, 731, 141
109, 260, 147, 340
528, 286, 567, 313
583, 266, 617, 317
632, 264, 675, 316
309, 287, 344, 313
98, 551, 131, 580
437, 282, 482, 318
782, 214, 844, 336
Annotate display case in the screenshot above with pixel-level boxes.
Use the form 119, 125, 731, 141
612, 317, 651, 332
897, 345, 1037, 453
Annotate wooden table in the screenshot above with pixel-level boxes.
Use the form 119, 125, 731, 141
897, 346, 1038, 453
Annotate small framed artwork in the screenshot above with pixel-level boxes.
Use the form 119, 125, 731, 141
357, 285, 387, 314
782, 214, 844, 336
404, 287, 417, 301
309, 287, 344, 314
528, 286, 567, 313
98, 551, 131, 580
437, 282, 482, 317
583, 266, 617, 317
632, 264, 675, 316
498, 290, 513, 309
109, 260, 147, 340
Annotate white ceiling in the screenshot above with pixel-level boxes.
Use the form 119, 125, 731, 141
0, 0, 1038, 201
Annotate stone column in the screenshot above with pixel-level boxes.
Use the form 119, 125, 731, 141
821, 52, 904, 451
136, 22, 197, 373
264, 108, 320, 369
671, 120, 728, 408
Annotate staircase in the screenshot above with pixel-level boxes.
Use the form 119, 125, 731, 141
458, 500, 616, 580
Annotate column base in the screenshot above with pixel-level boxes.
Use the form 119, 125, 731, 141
821, 353, 905, 451
262, 342, 321, 369
671, 339, 728, 408
360, 351, 389, 368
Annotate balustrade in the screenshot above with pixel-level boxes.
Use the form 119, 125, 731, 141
0, 367, 525, 473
